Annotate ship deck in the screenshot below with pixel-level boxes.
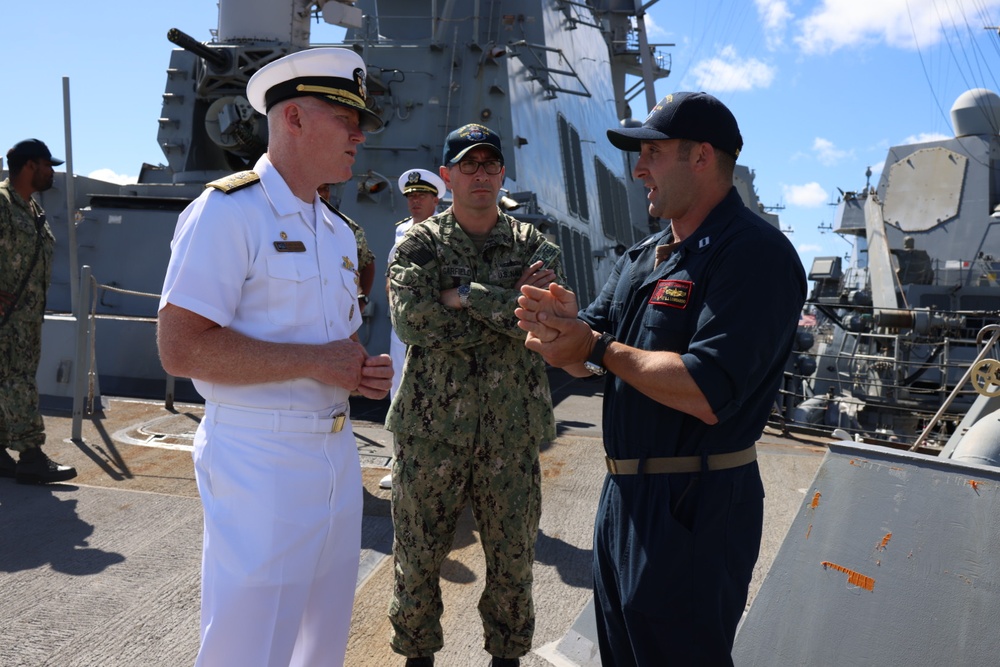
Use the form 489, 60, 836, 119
0, 370, 830, 667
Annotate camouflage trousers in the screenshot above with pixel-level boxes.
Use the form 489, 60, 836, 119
0, 372, 46, 452
388, 431, 542, 659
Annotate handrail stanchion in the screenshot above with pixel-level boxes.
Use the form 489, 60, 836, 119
71, 265, 92, 440
165, 374, 175, 411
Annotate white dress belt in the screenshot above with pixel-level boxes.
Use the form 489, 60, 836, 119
206, 402, 349, 434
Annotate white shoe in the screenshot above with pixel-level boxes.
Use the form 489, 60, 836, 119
379, 473, 392, 489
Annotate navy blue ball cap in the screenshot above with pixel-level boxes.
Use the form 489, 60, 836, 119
442, 123, 504, 165
7, 139, 64, 166
607, 92, 743, 158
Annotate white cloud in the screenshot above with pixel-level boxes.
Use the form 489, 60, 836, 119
690, 46, 776, 92
813, 137, 853, 166
798, 243, 824, 253
88, 168, 137, 185
755, 0, 793, 49
783, 182, 828, 207
641, 13, 669, 40
900, 131, 951, 145
795, 0, 1000, 55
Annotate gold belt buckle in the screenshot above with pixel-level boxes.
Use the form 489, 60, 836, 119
605, 457, 619, 474
331, 414, 346, 433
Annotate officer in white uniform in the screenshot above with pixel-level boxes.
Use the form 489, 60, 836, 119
157, 47, 392, 667
380, 168, 445, 489
387, 169, 446, 403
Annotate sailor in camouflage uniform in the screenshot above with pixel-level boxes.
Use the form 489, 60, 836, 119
319, 182, 376, 305
386, 124, 564, 667
0, 139, 77, 484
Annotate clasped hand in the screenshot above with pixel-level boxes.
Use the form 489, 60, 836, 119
515, 283, 595, 367
315, 340, 393, 399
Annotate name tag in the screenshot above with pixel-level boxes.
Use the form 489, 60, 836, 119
274, 241, 307, 252
649, 279, 693, 309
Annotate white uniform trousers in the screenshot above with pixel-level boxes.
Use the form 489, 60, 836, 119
193, 407, 362, 667
389, 330, 406, 403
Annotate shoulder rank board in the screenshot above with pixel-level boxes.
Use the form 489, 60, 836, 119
207, 171, 260, 194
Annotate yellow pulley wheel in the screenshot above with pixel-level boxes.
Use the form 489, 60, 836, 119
971, 359, 1000, 397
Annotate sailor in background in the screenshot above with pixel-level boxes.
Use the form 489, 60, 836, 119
379, 167, 446, 490
516, 92, 807, 665
319, 181, 376, 308
0, 139, 77, 484
157, 48, 392, 667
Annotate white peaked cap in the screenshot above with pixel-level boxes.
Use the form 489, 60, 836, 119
246, 47, 383, 131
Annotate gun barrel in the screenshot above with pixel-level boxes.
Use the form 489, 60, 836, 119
167, 28, 230, 71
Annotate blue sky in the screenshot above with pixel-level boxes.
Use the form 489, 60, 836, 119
4, 0, 999, 275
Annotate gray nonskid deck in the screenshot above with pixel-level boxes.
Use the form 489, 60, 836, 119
1, 375, 826, 666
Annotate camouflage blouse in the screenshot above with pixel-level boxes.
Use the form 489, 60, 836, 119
0, 178, 54, 376
386, 208, 563, 448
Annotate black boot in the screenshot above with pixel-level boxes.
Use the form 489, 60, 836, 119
491, 658, 519, 667
0, 448, 16, 478
404, 658, 434, 667
14, 447, 78, 485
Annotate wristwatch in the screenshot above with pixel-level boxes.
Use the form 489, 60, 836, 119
583, 332, 616, 376
457, 283, 471, 308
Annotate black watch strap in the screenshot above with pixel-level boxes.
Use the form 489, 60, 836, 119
585, 332, 616, 374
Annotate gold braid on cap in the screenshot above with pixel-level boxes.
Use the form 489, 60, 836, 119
263, 75, 368, 111
295, 84, 366, 109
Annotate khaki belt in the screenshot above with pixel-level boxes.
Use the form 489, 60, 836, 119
605, 445, 756, 475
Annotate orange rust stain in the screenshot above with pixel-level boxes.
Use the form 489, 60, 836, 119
877, 532, 892, 551
810, 492, 821, 509
805, 524, 812, 539
821, 561, 875, 592
542, 462, 564, 479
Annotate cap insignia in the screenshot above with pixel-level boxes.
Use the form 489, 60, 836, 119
407, 171, 422, 185
464, 126, 487, 141
354, 68, 368, 102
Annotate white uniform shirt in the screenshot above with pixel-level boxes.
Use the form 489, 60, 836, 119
160, 154, 361, 410
387, 218, 415, 402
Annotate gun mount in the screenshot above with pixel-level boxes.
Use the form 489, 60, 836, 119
167, 28, 231, 72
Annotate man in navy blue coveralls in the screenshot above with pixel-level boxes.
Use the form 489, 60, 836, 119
516, 92, 806, 666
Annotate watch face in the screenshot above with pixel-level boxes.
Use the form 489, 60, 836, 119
583, 361, 606, 376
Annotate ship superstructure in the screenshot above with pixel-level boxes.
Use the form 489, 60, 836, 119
781, 88, 1000, 448
29, 0, 776, 405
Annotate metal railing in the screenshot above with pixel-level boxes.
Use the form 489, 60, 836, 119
69, 265, 174, 440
